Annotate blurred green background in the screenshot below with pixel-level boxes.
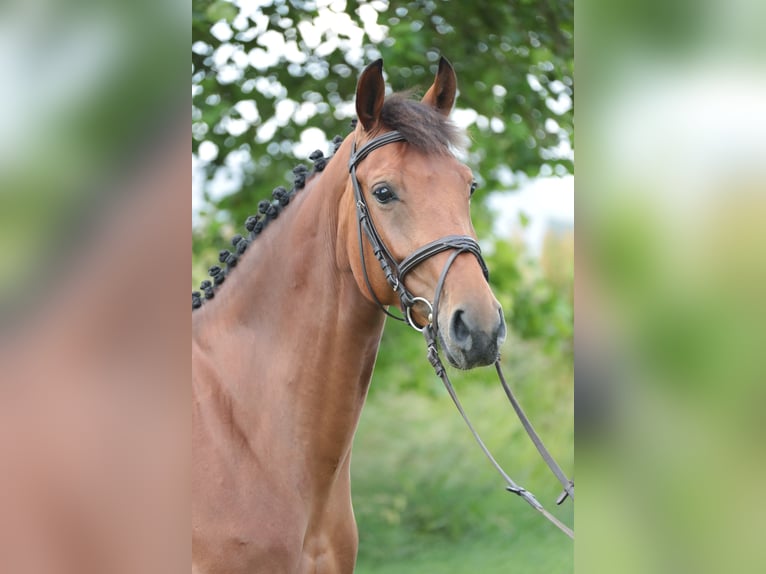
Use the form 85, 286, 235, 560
577, 0, 766, 572
192, 0, 573, 571
0, 0, 187, 309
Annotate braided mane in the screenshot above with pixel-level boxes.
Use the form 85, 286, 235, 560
191, 133, 345, 310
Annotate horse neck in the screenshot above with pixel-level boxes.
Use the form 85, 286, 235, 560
193, 138, 386, 488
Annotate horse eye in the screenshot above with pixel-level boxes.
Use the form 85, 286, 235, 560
470, 181, 479, 197
372, 185, 397, 204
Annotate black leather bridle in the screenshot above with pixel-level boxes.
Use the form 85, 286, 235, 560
348, 130, 488, 331
348, 129, 575, 539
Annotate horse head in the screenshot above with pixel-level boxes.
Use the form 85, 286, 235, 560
342, 58, 506, 369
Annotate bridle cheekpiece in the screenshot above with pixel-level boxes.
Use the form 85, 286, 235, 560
348, 130, 488, 331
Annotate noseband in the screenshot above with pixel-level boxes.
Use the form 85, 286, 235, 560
348, 130, 488, 330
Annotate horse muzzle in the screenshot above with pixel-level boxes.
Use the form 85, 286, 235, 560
440, 305, 506, 369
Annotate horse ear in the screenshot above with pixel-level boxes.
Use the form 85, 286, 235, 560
422, 56, 457, 116
356, 59, 385, 132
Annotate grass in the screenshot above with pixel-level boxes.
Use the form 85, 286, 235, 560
351, 340, 573, 573
356, 537, 570, 574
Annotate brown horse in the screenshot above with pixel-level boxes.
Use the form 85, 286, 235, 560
192, 58, 506, 574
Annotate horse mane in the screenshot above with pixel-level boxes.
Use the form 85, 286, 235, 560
192, 92, 465, 311
191, 134, 344, 310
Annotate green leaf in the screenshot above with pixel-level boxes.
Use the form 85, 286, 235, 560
205, 0, 237, 24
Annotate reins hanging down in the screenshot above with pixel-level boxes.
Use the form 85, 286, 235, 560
350, 129, 574, 540
423, 249, 574, 539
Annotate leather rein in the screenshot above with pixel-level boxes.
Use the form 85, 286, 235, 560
348, 130, 575, 540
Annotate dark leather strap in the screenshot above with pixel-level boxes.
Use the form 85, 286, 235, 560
348, 130, 408, 168
349, 132, 409, 320
495, 362, 575, 503
399, 235, 488, 281
424, 246, 575, 540
348, 131, 488, 322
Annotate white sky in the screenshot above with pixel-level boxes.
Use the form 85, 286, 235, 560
487, 176, 574, 256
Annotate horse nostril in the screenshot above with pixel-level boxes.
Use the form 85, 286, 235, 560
496, 308, 507, 342
450, 309, 471, 347
445, 306, 504, 368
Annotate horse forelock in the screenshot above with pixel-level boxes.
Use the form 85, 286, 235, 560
379, 94, 466, 155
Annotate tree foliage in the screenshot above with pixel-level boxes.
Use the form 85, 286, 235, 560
192, 0, 572, 221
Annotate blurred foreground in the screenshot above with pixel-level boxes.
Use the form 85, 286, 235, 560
578, 0, 766, 571
0, 2, 189, 572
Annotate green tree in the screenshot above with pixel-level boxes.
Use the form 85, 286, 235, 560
192, 0, 572, 223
